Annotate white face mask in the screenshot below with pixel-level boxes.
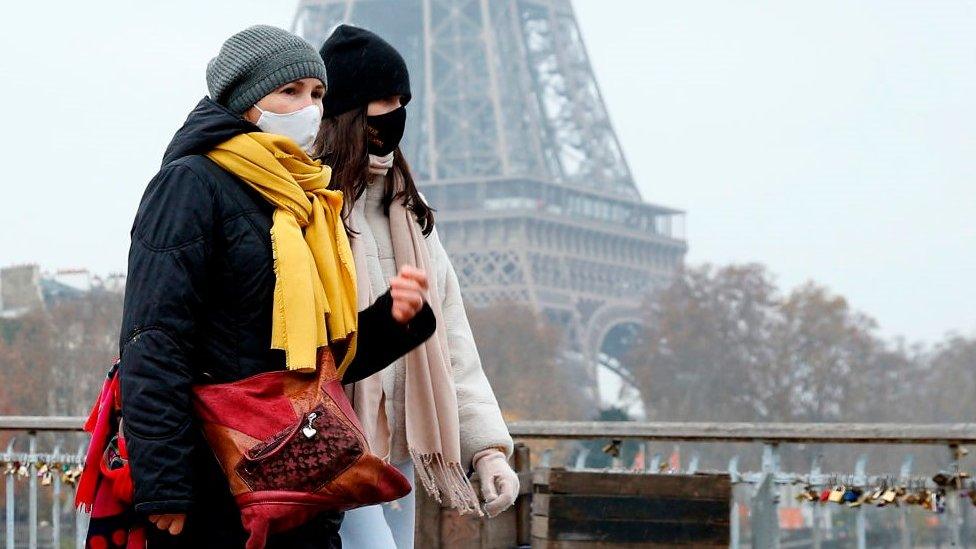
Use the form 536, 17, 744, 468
253, 103, 322, 153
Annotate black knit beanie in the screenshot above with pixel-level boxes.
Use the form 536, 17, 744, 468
319, 25, 412, 117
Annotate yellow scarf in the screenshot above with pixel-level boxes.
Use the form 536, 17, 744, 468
206, 133, 357, 374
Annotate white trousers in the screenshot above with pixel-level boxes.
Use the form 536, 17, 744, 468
339, 460, 416, 548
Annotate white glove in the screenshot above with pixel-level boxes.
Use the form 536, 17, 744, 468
473, 449, 520, 517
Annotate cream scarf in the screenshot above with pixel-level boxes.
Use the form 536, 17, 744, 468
348, 156, 480, 513
368, 151, 394, 176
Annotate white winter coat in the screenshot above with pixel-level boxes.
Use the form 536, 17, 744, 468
349, 180, 514, 468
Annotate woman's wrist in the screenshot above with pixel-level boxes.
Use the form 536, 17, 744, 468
472, 447, 507, 468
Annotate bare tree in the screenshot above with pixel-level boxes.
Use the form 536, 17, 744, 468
758, 283, 881, 422
45, 290, 123, 415
921, 334, 976, 422
0, 289, 121, 417
0, 311, 54, 415
627, 264, 780, 421
625, 264, 925, 426
467, 300, 588, 421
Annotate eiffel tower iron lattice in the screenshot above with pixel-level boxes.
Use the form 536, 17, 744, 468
294, 0, 688, 380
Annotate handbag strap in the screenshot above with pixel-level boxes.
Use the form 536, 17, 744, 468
317, 346, 341, 384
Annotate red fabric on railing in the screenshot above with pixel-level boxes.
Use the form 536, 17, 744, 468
75, 362, 145, 549
76, 373, 119, 510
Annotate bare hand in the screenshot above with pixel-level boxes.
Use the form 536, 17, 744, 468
390, 265, 429, 324
148, 513, 186, 535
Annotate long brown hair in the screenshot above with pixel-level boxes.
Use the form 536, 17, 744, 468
314, 108, 434, 237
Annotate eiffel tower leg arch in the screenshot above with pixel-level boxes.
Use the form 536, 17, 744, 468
585, 304, 646, 418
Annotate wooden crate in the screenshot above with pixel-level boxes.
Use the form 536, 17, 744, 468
531, 468, 731, 548
415, 444, 533, 548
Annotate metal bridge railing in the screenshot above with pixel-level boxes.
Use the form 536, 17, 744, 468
1, 417, 87, 549
508, 421, 976, 548
3, 417, 976, 548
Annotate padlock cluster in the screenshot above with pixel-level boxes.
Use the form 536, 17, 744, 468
2, 460, 83, 486
795, 472, 976, 512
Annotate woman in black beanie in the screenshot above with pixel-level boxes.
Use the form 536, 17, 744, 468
316, 25, 520, 548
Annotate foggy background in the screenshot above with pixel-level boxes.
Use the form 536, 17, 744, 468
0, 3, 974, 545
0, 0, 973, 344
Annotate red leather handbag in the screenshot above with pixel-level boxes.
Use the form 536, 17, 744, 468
191, 348, 410, 549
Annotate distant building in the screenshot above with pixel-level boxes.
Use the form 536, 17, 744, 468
98, 273, 127, 294
0, 264, 44, 317
53, 269, 92, 292
0, 264, 125, 318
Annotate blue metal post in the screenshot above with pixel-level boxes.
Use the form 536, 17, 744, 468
948, 444, 969, 548
899, 454, 913, 549
853, 454, 867, 549
5, 438, 16, 549
648, 452, 661, 473
76, 443, 87, 549
728, 455, 740, 549
810, 455, 823, 549
52, 444, 61, 548
28, 433, 37, 549
752, 443, 781, 548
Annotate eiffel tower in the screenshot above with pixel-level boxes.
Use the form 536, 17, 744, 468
294, 0, 687, 385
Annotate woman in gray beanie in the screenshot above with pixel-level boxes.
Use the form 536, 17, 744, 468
116, 25, 435, 548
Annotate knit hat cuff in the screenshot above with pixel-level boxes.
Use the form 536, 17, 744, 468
225, 56, 329, 114
325, 84, 412, 118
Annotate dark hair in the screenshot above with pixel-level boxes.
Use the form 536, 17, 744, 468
314, 108, 434, 237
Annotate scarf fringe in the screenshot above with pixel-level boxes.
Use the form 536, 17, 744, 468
410, 449, 483, 516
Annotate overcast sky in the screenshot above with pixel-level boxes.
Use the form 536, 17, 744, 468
0, 1, 973, 344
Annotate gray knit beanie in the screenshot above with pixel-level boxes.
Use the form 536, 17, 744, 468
207, 25, 328, 114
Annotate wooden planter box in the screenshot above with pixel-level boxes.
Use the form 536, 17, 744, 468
531, 468, 732, 548
415, 444, 533, 548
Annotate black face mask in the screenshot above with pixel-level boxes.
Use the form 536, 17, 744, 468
366, 106, 406, 156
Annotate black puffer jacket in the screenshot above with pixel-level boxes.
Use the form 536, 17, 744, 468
118, 98, 434, 545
